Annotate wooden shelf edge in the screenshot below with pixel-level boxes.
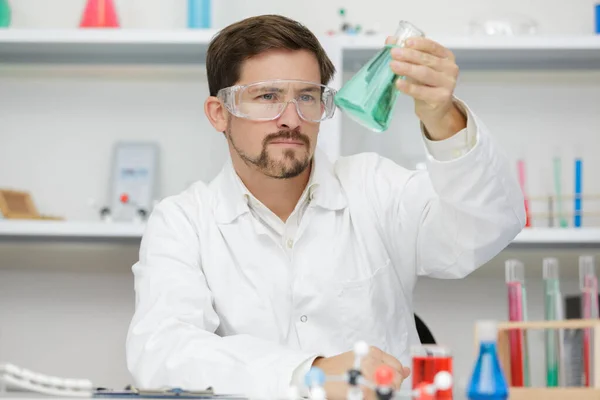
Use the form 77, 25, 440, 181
498, 319, 600, 330
509, 387, 600, 400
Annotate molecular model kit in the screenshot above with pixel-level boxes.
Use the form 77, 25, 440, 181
292, 341, 453, 400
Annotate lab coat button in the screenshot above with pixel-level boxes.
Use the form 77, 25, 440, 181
287, 239, 294, 248
300, 315, 307, 323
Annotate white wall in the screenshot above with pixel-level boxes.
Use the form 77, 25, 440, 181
219, 0, 599, 36
0, 266, 135, 389
2, 68, 599, 225
2, 66, 600, 390
0, 67, 227, 220
342, 69, 600, 228
2, 0, 600, 394
7, 0, 600, 35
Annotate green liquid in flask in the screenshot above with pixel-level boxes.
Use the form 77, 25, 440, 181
334, 44, 401, 133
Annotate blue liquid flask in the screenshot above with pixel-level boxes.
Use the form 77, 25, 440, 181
334, 20, 424, 132
188, 0, 211, 29
467, 321, 509, 400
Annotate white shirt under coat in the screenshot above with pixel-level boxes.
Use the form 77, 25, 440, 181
126, 100, 526, 398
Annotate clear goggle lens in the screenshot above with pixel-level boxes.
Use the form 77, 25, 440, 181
218, 80, 336, 122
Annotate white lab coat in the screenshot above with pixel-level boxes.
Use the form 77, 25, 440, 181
126, 100, 526, 399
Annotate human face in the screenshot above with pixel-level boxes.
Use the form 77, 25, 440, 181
225, 49, 322, 179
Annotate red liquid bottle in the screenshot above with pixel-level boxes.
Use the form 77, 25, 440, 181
80, 0, 120, 28
412, 345, 453, 399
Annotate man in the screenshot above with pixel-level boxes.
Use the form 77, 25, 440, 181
126, 14, 525, 400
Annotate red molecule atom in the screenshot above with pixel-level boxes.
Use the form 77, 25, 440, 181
374, 365, 395, 386
120, 193, 129, 204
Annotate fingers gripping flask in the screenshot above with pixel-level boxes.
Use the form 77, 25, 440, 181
334, 21, 425, 132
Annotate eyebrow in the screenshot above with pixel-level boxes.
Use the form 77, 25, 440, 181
297, 86, 321, 93
249, 85, 321, 93
248, 86, 285, 94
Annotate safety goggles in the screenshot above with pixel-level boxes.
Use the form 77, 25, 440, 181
217, 79, 337, 123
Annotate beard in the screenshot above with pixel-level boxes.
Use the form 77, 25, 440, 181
228, 127, 312, 179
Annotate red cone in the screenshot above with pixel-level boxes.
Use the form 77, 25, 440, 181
80, 0, 120, 28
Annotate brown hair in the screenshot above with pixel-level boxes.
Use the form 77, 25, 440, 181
206, 14, 336, 96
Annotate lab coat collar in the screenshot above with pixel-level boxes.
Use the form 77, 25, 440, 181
213, 148, 347, 224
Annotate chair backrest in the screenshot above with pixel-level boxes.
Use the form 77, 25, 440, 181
414, 313, 436, 344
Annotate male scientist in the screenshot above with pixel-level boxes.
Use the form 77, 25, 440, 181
126, 14, 525, 400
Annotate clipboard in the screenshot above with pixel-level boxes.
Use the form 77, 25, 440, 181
94, 387, 247, 399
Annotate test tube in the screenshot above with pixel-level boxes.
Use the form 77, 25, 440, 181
506, 259, 529, 387
517, 160, 531, 227
580, 255, 598, 387
543, 258, 564, 387
574, 159, 583, 228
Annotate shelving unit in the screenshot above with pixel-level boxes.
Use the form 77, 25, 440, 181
0, 19, 599, 394
0, 220, 145, 240
0, 29, 219, 64
1, 30, 599, 70
1, 219, 600, 248
513, 227, 600, 246
1, 29, 600, 248
1, 220, 598, 279
341, 34, 600, 70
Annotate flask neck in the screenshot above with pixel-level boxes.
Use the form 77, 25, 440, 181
479, 341, 497, 353
391, 21, 425, 46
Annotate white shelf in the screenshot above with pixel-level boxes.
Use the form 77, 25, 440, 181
0, 220, 145, 239
511, 227, 600, 246
0, 29, 218, 64
341, 34, 600, 51
0, 30, 599, 70
341, 34, 600, 70
1, 220, 600, 247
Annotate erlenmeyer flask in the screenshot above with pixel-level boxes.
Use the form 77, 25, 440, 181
0, 0, 11, 28
80, 0, 120, 28
467, 320, 509, 400
334, 21, 424, 132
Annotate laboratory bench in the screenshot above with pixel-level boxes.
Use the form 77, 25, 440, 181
3, 391, 600, 400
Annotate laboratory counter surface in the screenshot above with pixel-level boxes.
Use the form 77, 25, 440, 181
5, 389, 600, 400
0, 395, 471, 400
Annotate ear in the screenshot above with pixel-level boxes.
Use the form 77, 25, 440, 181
204, 96, 228, 132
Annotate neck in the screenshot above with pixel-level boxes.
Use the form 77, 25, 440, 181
232, 158, 312, 222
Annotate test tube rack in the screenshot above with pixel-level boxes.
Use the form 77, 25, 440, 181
474, 319, 600, 400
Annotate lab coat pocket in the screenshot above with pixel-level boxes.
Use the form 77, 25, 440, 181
336, 260, 406, 353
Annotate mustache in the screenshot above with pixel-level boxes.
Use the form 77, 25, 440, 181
263, 129, 310, 147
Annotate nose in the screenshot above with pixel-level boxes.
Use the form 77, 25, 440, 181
276, 101, 302, 130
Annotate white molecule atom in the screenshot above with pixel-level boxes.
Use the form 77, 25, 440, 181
433, 370, 453, 391
353, 341, 370, 358
309, 386, 326, 400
